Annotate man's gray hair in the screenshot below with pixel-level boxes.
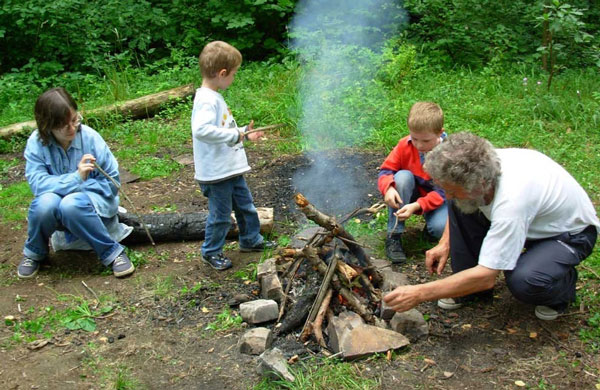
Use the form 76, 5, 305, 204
424, 132, 501, 194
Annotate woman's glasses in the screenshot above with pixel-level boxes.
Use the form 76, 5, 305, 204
57, 112, 82, 133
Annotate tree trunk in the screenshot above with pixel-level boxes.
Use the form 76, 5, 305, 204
0, 84, 195, 139
118, 207, 273, 244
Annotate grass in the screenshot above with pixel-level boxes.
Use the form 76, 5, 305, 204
0, 181, 31, 223
204, 306, 243, 333
254, 358, 379, 390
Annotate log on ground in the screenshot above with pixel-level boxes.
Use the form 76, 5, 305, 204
119, 207, 273, 244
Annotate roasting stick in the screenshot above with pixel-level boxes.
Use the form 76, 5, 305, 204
242, 123, 285, 137
93, 162, 155, 246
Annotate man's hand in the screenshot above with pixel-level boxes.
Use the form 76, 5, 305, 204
425, 240, 450, 275
383, 285, 423, 313
394, 202, 421, 221
384, 186, 403, 209
78, 154, 96, 181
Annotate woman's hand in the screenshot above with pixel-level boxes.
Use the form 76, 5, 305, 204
78, 154, 96, 181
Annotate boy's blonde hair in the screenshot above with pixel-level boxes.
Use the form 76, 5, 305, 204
199, 41, 242, 79
407, 102, 444, 134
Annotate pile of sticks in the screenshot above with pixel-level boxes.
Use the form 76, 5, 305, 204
274, 193, 384, 348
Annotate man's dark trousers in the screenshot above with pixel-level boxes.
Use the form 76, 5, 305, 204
448, 200, 597, 310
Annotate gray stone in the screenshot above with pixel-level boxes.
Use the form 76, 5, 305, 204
238, 327, 273, 355
380, 269, 409, 292
291, 226, 323, 248
257, 258, 277, 280
240, 299, 279, 324
326, 311, 364, 354
260, 273, 283, 303
379, 298, 396, 320
257, 347, 295, 382
340, 323, 410, 359
389, 309, 429, 341
370, 257, 391, 270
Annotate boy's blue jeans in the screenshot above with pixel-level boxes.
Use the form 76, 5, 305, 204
23, 192, 123, 266
199, 175, 263, 257
387, 170, 447, 239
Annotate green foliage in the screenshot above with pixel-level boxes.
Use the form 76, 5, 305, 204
0, 181, 32, 222
254, 358, 379, 389
205, 306, 243, 332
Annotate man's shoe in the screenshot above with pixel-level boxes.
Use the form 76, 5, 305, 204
385, 234, 407, 264
239, 240, 277, 253
438, 298, 463, 310
17, 257, 41, 279
535, 305, 562, 321
202, 253, 233, 271
112, 252, 135, 277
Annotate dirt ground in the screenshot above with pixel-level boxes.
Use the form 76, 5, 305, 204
0, 142, 599, 390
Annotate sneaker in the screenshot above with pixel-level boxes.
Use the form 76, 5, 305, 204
438, 298, 463, 310
17, 257, 41, 279
112, 252, 135, 277
202, 253, 233, 271
385, 234, 406, 264
535, 305, 562, 321
239, 240, 277, 253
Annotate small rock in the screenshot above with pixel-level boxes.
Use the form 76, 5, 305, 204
117, 334, 125, 340
108, 337, 115, 343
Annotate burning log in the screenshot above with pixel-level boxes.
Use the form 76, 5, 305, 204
294, 193, 382, 286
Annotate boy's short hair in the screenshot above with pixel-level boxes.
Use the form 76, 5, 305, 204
407, 102, 444, 134
34, 87, 78, 146
199, 41, 242, 79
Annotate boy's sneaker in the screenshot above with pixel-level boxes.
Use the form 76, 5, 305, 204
239, 240, 277, 253
202, 253, 232, 271
17, 257, 41, 279
535, 305, 562, 321
385, 234, 406, 264
112, 252, 135, 277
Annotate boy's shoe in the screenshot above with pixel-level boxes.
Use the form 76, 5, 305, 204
17, 257, 41, 279
202, 253, 232, 271
535, 305, 563, 321
239, 240, 277, 253
112, 252, 135, 277
437, 298, 464, 310
385, 234, 406, 264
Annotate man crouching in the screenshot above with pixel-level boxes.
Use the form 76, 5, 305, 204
383, 132, 599, 320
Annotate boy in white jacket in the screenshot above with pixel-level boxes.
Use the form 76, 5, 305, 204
191, 41, 275, 271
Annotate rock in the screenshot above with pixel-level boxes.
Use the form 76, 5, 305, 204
257, 347, 295, 382
339, 324, 410, 359
326, 311, 364, 353
380, 269, 409, 292
240, 299, 279, 324
238, 327, 273, 355
389, 309, 429, 341
379, 298, 396, 320
260, 273, 283, 303
257, 258, 277, 280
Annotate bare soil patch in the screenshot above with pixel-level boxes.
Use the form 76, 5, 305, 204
0, 144, 598, 389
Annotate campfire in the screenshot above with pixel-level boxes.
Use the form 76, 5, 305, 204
240, 194, 429, 379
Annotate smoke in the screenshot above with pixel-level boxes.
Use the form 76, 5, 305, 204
289, 0, 407, 215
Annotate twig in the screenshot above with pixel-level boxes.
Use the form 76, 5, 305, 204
388, 215, 399, 238
277, 257, 304, 322
312, 288, 333, 348
93, 162, 155, 246
339, 202, 386, 224
81, 280, 100, 302
335, 235, 373, 250
581, 264, 600, 280
243, 123, 285, 136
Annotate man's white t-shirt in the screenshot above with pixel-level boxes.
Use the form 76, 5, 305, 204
478, 148, 600, 271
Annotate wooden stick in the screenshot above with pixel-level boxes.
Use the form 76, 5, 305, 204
313, 288, 333, 348
81, 281, 100, 302
243, 123, 285, 136
300, 249, 339, 341
93, 162, 155, 246
277, 257, 303, 322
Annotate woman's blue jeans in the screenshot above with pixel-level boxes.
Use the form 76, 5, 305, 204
199, 175, 263, 257
387, 170, 447, 239
23, 192, 123, 266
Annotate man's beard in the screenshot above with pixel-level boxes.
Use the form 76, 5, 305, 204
454, 195, 487, 214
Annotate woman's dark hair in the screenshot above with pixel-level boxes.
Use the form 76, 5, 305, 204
34, 87, 78, 145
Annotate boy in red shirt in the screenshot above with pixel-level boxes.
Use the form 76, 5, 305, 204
378, 102, 447, 263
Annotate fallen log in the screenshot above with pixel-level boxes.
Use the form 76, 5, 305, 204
0, 84, 195, 139
118, 207, 273, 244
